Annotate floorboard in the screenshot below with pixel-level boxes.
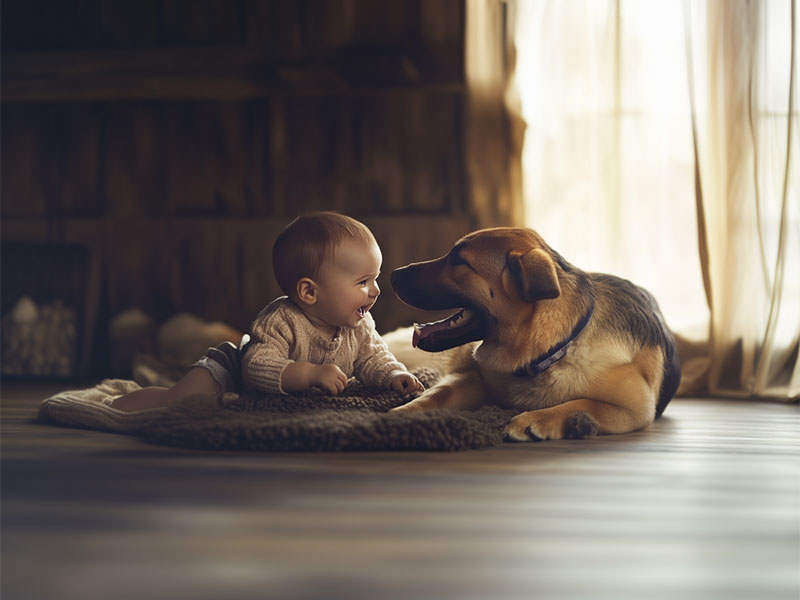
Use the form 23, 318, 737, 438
1, 381, 798, 600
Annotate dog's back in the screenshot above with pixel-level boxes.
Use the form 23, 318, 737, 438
591, 274, 681, 417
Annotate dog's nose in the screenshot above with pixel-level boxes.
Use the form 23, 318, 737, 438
390, 267, 406, 291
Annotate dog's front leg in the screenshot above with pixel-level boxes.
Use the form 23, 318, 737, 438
391, 370, 486, 413
503, 362, 657, 441
503, 400, 607, 441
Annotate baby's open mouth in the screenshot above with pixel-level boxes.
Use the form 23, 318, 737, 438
357, 305, 370, 317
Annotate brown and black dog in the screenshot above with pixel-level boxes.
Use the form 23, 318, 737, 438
389, 227, 681, 441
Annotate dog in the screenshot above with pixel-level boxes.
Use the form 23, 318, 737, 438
389, 227, 681, 441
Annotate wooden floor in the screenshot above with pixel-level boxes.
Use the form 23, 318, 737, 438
1, 381, 798, 600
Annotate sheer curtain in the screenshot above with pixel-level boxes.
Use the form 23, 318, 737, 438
509, 0, 798, 399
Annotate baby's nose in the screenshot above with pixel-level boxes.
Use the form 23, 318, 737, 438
370, 281, 381, 297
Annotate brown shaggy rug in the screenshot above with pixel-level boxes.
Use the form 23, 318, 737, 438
140, 368, 518, 452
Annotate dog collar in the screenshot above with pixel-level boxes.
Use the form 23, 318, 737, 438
513, 301, 595, 378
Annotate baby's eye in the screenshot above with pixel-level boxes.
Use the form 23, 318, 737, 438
358, 279, 368, 286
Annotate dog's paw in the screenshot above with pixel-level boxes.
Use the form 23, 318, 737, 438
390, 397, 430, 413
390, 386, 453, 413
562, 411, 599, 439
503, 411, 552, 442
503, 409, 599, 442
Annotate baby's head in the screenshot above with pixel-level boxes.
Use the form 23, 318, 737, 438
273, 212, 383, 330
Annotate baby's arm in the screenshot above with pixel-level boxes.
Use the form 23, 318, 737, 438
353, 314, 424, 392
281, 362, 348, 395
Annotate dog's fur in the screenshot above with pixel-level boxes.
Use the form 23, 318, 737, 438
388, 227, 681, 441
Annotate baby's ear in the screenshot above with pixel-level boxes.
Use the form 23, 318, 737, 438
295, 278, 318, 305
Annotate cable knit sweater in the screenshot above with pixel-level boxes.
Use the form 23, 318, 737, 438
242, 296, 411, 394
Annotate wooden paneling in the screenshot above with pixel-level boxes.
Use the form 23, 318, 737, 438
1, 0, 113, 50
352, 93, 465, 214
248, 0, 355, 59
0, 0, 473, 373
103, 100, 272, 217
102, 103, 165, 217
244, 0, 463, 68
2, 0, 465, 58
1, 102, 102, 218
0, 50, 465, 103
279, 94, 465, 215
160, 101, 269, 216
40, 103, 102, 217
0, 104, 48, 218
1, 0, 243, 51
95, 1, 161, 48
159, 0, 245, 46
101, 219, 174, 320
1, 0, 465, 102
2, 95, 464, 219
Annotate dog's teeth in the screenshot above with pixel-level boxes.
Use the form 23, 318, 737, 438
449, 310, 464, 326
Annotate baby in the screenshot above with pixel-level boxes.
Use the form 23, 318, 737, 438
112, 212, 423, 412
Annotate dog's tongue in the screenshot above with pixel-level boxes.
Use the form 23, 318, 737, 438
412, 310, 468, 348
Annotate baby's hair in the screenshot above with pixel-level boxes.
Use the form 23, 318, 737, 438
272, 211, 376, 298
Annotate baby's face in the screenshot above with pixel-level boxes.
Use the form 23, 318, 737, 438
312, 239, 383, 330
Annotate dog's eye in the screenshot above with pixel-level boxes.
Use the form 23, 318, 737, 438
450, 253, 466, 266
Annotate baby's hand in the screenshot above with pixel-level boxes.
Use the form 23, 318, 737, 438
390, 373, 425, 397
310, 364, 348, 395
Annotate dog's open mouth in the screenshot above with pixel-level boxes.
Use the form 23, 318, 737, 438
412, 309, 486, 351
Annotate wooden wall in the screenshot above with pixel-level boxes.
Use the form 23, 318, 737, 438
1, 0, 478, 374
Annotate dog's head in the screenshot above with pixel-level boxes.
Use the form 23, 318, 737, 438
391, 227, 570, 352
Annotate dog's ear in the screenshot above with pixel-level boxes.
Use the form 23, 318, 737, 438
507, 248, 561, 301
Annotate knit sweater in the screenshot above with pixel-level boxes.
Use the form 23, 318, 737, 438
242, 296, 411, 394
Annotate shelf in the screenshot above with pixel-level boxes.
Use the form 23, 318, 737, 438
0, 214, 473, 243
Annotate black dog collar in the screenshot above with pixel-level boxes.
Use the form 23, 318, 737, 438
513, 300, 595, 378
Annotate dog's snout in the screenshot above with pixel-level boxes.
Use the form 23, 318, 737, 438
391, 258, 467, 311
